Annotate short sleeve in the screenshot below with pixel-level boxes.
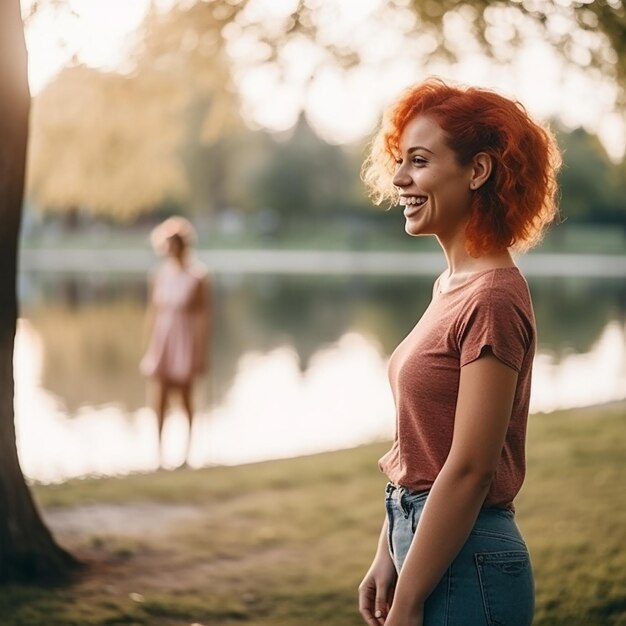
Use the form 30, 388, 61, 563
457, 286, 533, 372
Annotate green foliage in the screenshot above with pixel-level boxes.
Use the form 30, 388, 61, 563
557, 126, 626, 226
27, 0, 246, 220
399, 0, 626, 104
28, 65, 189, 220
242, 115, 359, 223
24, 0, 626, 227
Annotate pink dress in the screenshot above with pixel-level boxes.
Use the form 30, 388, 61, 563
140, 260, 209, 384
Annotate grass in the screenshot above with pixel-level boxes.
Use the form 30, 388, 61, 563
1, 403, 624, 625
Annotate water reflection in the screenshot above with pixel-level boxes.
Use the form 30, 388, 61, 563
531, 321, 626, 412
15, 323, 394, 481
15, 272, 626, 483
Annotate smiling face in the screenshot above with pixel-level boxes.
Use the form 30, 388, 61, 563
392, 115, 476, 241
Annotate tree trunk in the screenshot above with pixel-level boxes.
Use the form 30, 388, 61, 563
0, 0, 80, 583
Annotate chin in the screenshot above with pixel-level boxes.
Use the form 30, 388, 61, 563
405, 223, 423, 237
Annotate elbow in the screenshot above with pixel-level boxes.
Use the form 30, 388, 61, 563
446, 461, 496, 492
474, 469, 496, 491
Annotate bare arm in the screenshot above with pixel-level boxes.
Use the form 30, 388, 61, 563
387, 349, 518, 624
359, 517, 397, 626
194, 275, 211, 370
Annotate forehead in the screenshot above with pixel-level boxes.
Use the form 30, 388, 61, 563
399, 115, 448, 153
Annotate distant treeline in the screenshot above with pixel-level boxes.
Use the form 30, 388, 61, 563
27, 110, 626, 244
147, 116, 626, 238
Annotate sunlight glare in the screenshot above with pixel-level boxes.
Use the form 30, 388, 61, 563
306, 66, 382, 144
20, 0, 626, 157
22, 0, 174, 94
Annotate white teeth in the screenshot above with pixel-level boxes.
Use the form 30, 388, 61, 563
400, 196, 427, 206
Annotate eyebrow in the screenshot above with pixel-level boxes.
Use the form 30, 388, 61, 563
407, 146, 434, 155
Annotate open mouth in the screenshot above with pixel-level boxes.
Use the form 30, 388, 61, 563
399, 196, 427, 207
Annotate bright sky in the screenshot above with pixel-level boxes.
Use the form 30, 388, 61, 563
21, 0, 625, 159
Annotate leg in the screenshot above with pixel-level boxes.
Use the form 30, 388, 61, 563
153, 379, 170, 468
180, 381, 195, 466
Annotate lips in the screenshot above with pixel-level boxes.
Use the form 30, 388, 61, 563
400, 196, 427, 218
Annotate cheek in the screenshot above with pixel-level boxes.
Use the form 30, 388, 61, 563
415, 170, 436, 189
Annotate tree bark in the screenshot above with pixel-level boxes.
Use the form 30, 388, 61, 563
0, 0, 80, 583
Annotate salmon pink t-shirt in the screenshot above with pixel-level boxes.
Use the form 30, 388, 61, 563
378, 267, 536, 510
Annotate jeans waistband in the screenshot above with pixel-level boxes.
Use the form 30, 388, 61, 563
385, 482, 429, 499
385, 482, 429, 518
386, 482, 515, 519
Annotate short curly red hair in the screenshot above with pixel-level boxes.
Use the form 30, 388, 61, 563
362, 78, 561, 256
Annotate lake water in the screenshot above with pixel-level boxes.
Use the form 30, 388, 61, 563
15, 267, 626, 483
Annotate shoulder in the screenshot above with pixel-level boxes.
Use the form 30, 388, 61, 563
187, 259, 210, 281
458, 270, 535, 337
456, 269, 535, 365
466, 268, 531, 306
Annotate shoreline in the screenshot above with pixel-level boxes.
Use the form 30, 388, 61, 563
19, 248, 626, 276
24, 400, 626, 489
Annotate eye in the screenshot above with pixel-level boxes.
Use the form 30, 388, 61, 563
412, 156, 428, 166
394, 157, 403, 165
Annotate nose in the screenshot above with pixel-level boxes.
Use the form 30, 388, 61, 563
392, 162, 411, 189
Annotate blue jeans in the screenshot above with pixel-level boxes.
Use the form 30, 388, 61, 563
385, 483, 534, 626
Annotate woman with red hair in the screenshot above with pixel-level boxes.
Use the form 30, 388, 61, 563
358, 78, 560, 626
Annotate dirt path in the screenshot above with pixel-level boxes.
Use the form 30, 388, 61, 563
41, 503, 208, 595
39, 498, 296, 609
43, 502, 203, 537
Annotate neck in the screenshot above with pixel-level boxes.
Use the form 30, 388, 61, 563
170, 254, 187, 268
437, 229, 514, 276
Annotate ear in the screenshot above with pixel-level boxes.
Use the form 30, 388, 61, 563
469, 153, 492, 191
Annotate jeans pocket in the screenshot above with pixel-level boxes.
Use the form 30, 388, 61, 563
475, 550, 534, 626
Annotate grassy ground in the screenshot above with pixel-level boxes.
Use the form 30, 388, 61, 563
1, 403, 624, 625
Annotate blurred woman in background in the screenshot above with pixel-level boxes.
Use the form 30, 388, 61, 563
141, 216, 211, 469
358, 78, 561, 626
